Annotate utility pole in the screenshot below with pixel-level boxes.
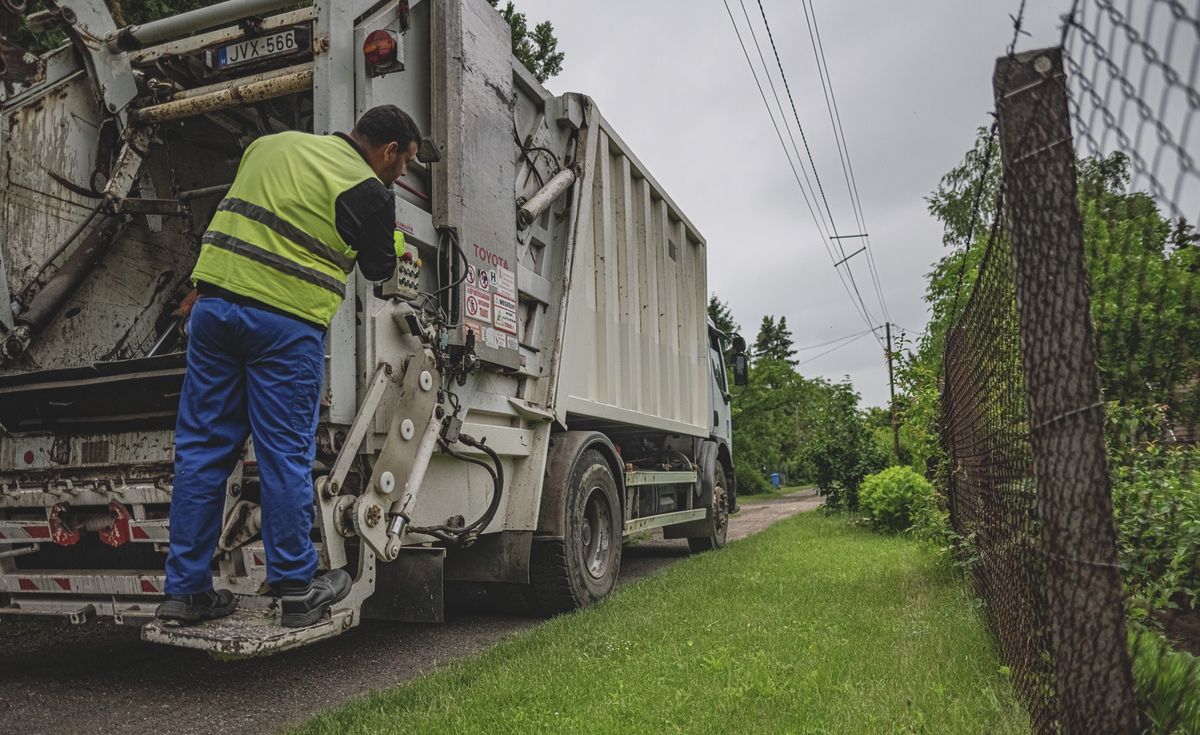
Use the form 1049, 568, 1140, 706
885, 322, 900, 461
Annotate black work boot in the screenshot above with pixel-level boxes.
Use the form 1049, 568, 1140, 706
155, 589, 238, 623
278, 569, 352, 628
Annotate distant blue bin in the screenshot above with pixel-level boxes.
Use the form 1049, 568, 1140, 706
769, 472, 781, 488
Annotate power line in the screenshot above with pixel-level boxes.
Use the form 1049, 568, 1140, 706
801, 0, 892, 326
794, 326, 877, 352
735, 0, 832, 239
751, 0, 884, 347
720, 0, 879, 332
798, 329, 874, 366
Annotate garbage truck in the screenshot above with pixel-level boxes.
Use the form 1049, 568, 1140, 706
0, 0, 749, 656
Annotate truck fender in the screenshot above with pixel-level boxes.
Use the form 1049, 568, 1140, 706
665, 440, 720, 538
536, 431, 624, 537
696, 440, 720, 507
716, 440, 737, 510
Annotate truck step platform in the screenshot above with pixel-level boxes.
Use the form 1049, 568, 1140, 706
141, 604, 356, 658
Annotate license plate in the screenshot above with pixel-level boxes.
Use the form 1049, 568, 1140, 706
214, 29, 300, 69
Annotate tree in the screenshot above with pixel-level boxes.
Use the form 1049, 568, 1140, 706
800, 381, 887, 509
753, 315, 798, 365
899, 129, 1200, 479
488, 0, 565, 83
730, 357, 815, 492
708, 295, 740, 362
708, 295, 738, 336
108, 0, 212, 26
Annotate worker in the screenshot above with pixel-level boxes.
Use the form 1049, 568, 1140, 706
156, 105, 422, 628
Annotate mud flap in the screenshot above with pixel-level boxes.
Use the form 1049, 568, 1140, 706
362, 546, 445, 623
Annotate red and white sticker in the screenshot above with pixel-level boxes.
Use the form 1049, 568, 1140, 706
465, 287, 492, 322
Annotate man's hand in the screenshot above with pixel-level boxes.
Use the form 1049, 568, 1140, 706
173, 288, 199, 335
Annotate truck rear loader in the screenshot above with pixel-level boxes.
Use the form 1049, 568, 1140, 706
0, 0, 747, 655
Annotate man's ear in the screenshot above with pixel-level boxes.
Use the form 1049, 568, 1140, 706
384, 141, 399, 160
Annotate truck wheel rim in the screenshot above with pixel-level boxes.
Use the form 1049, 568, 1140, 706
581, 485, 612, 579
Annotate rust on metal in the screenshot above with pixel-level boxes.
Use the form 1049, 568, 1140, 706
48, 502, 79, 546
129, 68, 314, 125
97, 500, 132, 547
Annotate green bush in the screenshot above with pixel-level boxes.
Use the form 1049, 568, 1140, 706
802, 383, 888, 510
859, 466, 935, 533
1111, 444, 1200, 615
1130, 627, 1200, 734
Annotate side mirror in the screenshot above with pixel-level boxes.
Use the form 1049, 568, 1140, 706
417, 137, 441, 164
732, 353, 750, 387
731, 334, 747, 354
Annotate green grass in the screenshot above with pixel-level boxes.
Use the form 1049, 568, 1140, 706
296, 514, 1029, 735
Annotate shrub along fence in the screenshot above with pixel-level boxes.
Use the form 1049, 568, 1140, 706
939, 2, 1199, 733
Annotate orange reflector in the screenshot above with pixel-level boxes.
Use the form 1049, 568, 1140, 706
364, 30, 398, 66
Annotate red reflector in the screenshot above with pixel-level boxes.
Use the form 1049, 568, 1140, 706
363, 29, 398, 65
132, 526, 150, 540
24, 525, 50, 539
140, 580, 159, 593
18, 578, 37, 591
22, 450, 34, 465
53, 577, 70, 591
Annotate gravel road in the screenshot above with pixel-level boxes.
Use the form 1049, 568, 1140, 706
0, 490, 820, 735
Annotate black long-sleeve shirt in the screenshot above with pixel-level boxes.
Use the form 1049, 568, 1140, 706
197, 132, 396, 329
331, 132, 396, 282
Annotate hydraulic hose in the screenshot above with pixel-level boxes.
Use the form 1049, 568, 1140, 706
409, 432, 504, 546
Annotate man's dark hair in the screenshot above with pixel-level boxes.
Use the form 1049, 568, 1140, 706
353, 105, 421, 150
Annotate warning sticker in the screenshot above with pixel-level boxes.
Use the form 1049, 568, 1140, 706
496, 266, 516, 300
465, 264, 477, 286
477, 269, 491, 291
464, 286, 492, 322
493, 294, 518, 335
493, 294, 517, 313
507, 334, 520, 351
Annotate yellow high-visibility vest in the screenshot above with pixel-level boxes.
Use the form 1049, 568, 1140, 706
192, 131, 378, 326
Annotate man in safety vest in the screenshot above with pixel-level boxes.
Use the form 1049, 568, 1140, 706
156, 105, 422, 627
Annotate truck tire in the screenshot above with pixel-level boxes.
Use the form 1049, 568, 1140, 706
529, 449, 622, 615
687, 463, 729, 553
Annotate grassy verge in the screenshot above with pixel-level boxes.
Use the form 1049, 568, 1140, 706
297, 514, 1028, 734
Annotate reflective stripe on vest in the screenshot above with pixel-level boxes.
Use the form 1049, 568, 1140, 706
216, 197, 356, 273
191, 131, 378, 326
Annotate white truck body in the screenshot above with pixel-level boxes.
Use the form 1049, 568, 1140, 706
0, 0, 740, 655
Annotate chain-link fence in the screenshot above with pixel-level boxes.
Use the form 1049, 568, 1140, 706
939, 2, 1200, 733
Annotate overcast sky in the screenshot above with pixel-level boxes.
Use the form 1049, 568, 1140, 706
515, 0, 1067, 407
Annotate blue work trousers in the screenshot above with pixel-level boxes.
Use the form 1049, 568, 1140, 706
165, 296, 324, 595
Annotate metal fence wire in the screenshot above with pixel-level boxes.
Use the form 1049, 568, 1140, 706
939, 2, 1200, 733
